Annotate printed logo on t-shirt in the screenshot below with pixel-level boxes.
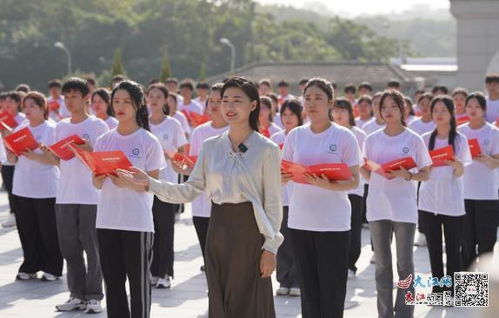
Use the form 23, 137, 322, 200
132, 148, 140, 156
82, 133, 90, 140
163, 134, 169, 140
402, 147, 409, 154
484, 139, 490, 146
329, 144, 337, 153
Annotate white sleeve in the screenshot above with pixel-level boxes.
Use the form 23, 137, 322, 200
490, 127, 499, 156
146, 137, 167, 172
173, 122, 188, 149
414, 135, 433, 169
342, 131, 361, 167
189, 129, 202, 156
281, 129, 295, 161
457, 134, 472, 167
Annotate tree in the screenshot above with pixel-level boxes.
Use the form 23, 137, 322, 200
111, 48, 126, 76
159, 54, 172, 83
198, 62, 207, 81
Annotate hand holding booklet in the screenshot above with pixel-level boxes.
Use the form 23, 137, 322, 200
0, 111, 19, 131
363, 156, 417, 180
69, 145, 132, 176
172, 153, 198, 169
281, 160, 352, 184
3, 127, 39, 156
429, 145, 454, 167
47, 134, 85, 160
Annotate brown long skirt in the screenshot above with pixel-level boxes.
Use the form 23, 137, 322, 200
206, 202, 276, 318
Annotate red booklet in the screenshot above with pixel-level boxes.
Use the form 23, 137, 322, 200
4, 127, 39, 156
70, 146, 133, 176
0, 111, 19, 131
47, 100, 60, 111
364, 156, 417, 179
47, 135, 85, 161
456, 116, 470, 126
281, 160, 352, 184
173, 153, 198, 169
181, 110, 210, 127
468, 138, 482, 158
429, 145, 455, 167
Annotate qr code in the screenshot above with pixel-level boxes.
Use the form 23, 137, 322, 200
454, 272, 489, 307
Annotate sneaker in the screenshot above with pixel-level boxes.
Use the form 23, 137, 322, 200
347, 269, 356, 280
85, 299, 103, 314
370, 254, 376, 264
414, 233, 427, 247
151, 276, 159, 285
276, 286, 290, 296
16, 272, 37, 280
156, 277, 171, 289
41, 272, 59, 281
55, 297, 86, 312
289, 287, 301, 296
2, 213, 16, 228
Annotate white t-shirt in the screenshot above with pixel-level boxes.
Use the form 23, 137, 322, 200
268, 122, 282, 137
149, 117, 187, 183
458, 122, 499, 200
189, 122, 230, 218
409, 118, 435, 136
419, 132, 472, 216
172, 111, 191, 137
273, 113, 283, 128
47, 96, 70, 120
486, 98, 499, 124
12, 121, 60, 198
3, 113, 27, 166
270, 130, 290, 206
355, 117, 371, 130
362, 118, 385, 136
193, 97, 207, 113
364, 129, 433, 224
348, 126, 366, 197
282, 123, 361, 231
179, 100, 203, 115
104, 116, 118, 130
94, 128, 166, 232
55, 116, 109, 204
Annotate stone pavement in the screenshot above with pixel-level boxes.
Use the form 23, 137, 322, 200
0, 189, 492, 317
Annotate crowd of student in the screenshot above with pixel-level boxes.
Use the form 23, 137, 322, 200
0, 73, 498, 318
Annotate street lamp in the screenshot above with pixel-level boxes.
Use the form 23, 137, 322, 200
54, 41, 72, 75
220, 38, 236, 74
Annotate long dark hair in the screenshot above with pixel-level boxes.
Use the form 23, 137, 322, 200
92, 88, 114, 116
111, 80, 150, 131
147, 82, 170, 115
428, 95, 457, 151
379, 89, 406, 126
221, 77, 260, 131
333, 97, 356, 127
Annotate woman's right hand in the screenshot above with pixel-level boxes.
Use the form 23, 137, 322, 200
116, 167, 150, 188
92, 173, 107, 189
281, 171, 293, 184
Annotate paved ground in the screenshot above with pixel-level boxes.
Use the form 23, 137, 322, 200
0, 189, 493, 317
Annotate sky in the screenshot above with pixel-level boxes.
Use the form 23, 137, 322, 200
257, 0, 450, 16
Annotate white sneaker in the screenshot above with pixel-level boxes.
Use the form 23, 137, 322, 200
2, 213, 16, 228
347, 269, 356, 280
16, 272, 37, 280
85, 299, 103, 314
370, 254, 376, 264
289, 287, 301, 296
276, 286, 290, 296
55, 297, 86, 311
414, 234, 427, 247
156, 277, 171, 289
151, 276, 159, 285
41, 272, 59, 281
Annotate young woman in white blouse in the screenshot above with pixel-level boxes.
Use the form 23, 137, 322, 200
419, 96, 472, 296
270, 98, 303, 297
331, 97, 367, 280
361, 90, 432, 318
458, 92, 499, 269
147, 82, 187, 289
92, 80, 165, 318
281, 78, 361, 318
91, 88, 118, 130
8, 92, 62, 281
118, 77, 282, 318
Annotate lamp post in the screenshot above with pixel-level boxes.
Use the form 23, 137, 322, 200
220, 38, 236, 74
54, 41, 72, 75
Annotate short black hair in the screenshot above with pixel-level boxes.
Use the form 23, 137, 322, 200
432, 85, 449, 95
15, 84, 30, 93
48, 79, 62, 89
387, 80, 400, 88
485, 73, 499, 84
358, 82, 373, 92
6, 91, 23, 104
277, 80, 289, 87
179, 79, 194, 91
62, 77, 90, 96
84, 76, 96, 86
344, 83, 356, 94
258, 79, 271, 87
299, 78, 309, 86
112, 74, 126, 83
149, 78, 160, 85
165, 77, 178, 84
196, 81, 210, 90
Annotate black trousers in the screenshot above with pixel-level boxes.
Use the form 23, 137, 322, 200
1, 165, 15, 214
290, 228, 350, 318
150, 196, 176, 278
348, 194, 363, 273
193, 216, 209, 263
98, 229, 153, 318
420, 211, 463, 294
362, 184, 369, 224
13, 195, 62, 276
462, 199, 499, 269
276, 207, 299, 288
416, 182, 425, 234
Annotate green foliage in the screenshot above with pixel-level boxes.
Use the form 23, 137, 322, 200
159, 54, 172, 83
111, 48, 126, 76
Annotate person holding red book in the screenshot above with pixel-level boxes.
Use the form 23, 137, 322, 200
360, 90, 432, 318
5, 91, 62, 282
331, 97, 367, 281
92, 80, 165, 318
418, 96, 472, 297
281, 78, 361, 318
458, 92, 499, 269
146, 82, 187, 289
117, 77, 282, 318
270, 98, 303, 297
52, 78, 109, 313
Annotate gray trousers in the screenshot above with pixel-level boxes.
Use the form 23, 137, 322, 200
55, 204, 103, 301
370, 220, 415, 318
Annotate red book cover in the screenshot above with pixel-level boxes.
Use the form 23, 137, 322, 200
181, 110, 210, 127
468, 138, 482, 158
48, 134, 85, 161
456, 116, 470, 126
281, 160, 352, 184
0, 111, 19, 131
429, 145, 455, 167
4, 127, 39, 156
278, 143, 284, 150
364, 157, 417, 180
173, 153, 198, 169
70, 146, 133, 176
47, 100, 60, 111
